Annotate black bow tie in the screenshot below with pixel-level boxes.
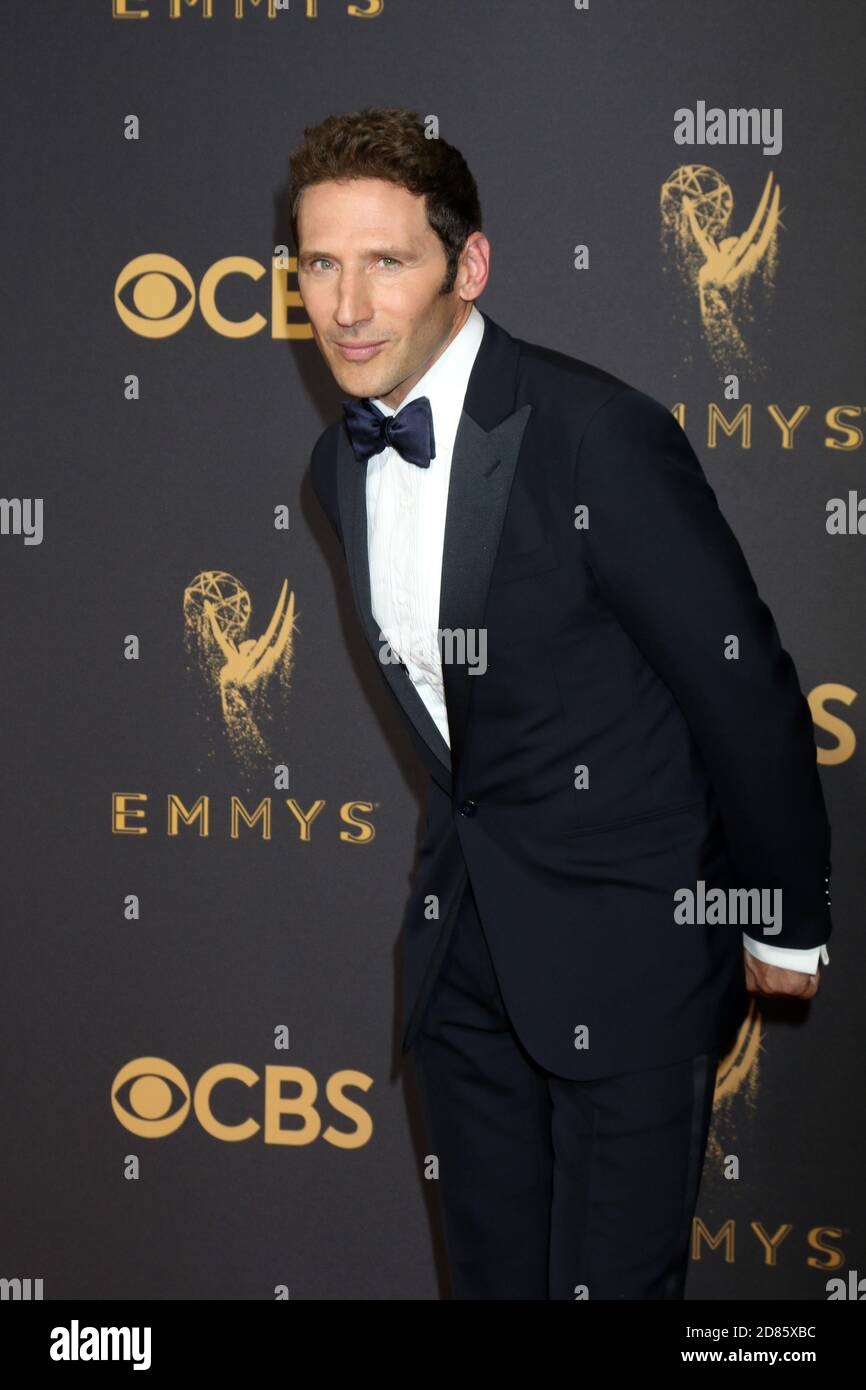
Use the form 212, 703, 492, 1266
341, 395, 436, 468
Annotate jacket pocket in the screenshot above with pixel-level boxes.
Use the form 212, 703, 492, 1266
562, 797, 706, 839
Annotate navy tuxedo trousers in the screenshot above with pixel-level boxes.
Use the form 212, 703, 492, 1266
411, 876, 719, 1300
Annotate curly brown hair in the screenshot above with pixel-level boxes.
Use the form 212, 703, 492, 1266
288, 106, 482, 294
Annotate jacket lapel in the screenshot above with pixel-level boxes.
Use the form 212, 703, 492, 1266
336, 310, 532, 791
436, 401, 532, 776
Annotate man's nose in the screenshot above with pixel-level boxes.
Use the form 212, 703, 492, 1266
334, 274, 373, 327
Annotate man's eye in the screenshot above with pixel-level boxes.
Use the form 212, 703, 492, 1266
310, 258, 332, 271
379, 257, 400, 268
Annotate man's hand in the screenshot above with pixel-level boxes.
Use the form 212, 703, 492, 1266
743, 949, 820, 999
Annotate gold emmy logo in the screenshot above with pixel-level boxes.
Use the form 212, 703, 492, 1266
183, 571, 297, 769
660, 166, 782, 369
707, 999, 763, 1161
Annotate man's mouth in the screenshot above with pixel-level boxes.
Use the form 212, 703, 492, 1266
333, 340, 388, 362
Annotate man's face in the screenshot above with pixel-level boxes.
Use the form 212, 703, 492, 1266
296, 177, 474, 409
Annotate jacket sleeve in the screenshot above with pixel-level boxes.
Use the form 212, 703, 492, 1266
576, 387, 833, 952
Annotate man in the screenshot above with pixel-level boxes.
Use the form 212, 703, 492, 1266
292, 107, 833, 1300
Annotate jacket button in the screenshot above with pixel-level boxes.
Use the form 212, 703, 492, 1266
458, 800, 477, 816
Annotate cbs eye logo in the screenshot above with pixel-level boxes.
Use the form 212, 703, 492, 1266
111, 1056, 373, 1147
113, 252, 311, 339
114, 255, 195, 339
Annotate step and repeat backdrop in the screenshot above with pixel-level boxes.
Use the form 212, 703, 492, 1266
1, 0, 863, 1300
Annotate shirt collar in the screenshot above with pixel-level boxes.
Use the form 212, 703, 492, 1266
369, 303, 485, 459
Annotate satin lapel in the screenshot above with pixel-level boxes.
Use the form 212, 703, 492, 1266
437, 402, 532, 777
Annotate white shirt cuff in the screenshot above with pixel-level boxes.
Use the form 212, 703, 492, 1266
743, 934, 829, 973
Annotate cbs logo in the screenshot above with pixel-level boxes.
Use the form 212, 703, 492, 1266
113, 253, 312, 339
111, 1056, 373, 1147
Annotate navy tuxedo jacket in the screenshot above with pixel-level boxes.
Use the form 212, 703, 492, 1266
309, 309, 833, 1079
